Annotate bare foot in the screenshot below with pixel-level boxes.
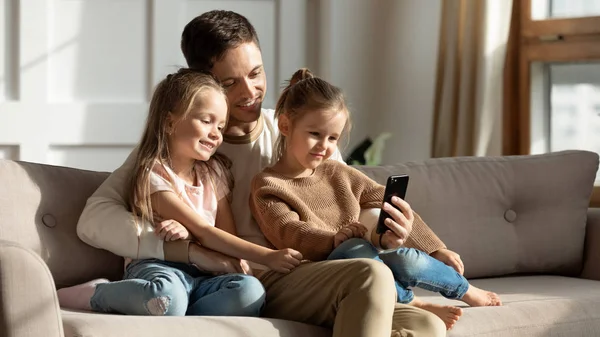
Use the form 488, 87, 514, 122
410, 297, 463, 330
461, 285, 502, 307
57, 278, 109, 310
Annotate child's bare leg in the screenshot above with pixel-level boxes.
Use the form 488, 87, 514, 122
461, 284, 502, 307
408, 296, 463, 330
57, 278, 109, 310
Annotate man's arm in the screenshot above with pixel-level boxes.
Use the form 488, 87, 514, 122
76, 148, 189, 262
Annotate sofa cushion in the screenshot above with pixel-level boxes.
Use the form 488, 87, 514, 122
414, 276, 600, 337
61, 311, 330, 337
0, 160, 123, 288
356, 150, 599, 278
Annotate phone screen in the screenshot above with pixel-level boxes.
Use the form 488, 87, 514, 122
376, 175, 409, 234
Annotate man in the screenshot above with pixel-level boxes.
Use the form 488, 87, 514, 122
78, 10, 450, 337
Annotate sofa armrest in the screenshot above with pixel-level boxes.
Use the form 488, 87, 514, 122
0, 240, 63, 337
581, 208, 600, 281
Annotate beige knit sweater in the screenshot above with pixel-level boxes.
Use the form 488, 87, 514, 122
250, 161, 446, 261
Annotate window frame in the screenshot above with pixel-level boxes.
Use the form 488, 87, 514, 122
506, 0, 600, 206
522, 0, 600, 37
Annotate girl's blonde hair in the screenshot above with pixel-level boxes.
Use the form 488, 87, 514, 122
274, 68, 351, 162
128, 68, 233, 230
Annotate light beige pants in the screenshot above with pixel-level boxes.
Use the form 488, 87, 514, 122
258, 258, 446, 337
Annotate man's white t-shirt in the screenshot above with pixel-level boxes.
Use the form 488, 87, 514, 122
217, 110, 278, 248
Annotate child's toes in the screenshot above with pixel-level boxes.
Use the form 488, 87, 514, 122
450, 306, 463, 316
445, 317, 458, 330
488, 292, 502, 306
443, 306, 462, 330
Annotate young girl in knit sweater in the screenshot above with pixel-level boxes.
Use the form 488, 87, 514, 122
250, 68, 502, 330
58, 69, 302, 316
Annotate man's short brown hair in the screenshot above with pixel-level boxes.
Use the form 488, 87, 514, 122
181, 10, 260, 71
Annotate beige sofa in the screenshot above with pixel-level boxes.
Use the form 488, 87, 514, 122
1, 150, 599, 337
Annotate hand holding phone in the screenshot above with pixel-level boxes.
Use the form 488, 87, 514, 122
376, 175, 409, 235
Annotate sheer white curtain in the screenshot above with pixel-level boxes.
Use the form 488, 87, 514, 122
432, 0, 513, 157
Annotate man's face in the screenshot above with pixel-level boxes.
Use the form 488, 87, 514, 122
211, 42, 267, 125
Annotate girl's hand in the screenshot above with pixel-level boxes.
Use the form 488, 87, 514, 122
334, 222, 368, 248
378, 230, 405, 250
263, 248, 303, 273
154, 219, 190, 241
431, 248, 464, 275
376, 197, 414, 249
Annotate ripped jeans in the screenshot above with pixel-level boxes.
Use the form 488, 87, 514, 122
327, 238, 469, 304
90, 259, 266, 316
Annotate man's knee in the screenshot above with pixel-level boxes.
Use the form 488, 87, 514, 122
411, 310, 446, 337
393, 305, 446, 337
345, 258, 395, 297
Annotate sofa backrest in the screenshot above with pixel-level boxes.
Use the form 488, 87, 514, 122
0, 160, 123, 288
356, 150, 599, 279
1, 150, 597, 285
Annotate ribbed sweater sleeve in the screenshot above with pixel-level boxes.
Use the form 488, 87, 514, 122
347, 167, 385, 209
404, 212, 446, 254
250, 177, 335, 261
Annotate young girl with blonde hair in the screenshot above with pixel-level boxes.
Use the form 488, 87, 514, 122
58, 69, 302, 316
250, 68, 502, 330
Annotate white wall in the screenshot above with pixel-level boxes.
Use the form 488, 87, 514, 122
0, 0, 442, 170
0, 0, 311, 171
315, 0, 383, 157
375, 0, 442, 164
318, 0, 442, 164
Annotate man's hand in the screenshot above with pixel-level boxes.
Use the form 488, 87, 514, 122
154, 219, 190, 241
334, 222, 368, 248
371, 196, 414, 249
431, 248, 464, 275
188, 243, 253, 275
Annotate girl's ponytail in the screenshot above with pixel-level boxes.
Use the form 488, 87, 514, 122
289, 68, 313, 86
275, 68, 314, 119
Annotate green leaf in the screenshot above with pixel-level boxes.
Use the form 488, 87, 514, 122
364, 133, 392, 166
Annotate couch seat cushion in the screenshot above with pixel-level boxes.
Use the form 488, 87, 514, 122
413, 276, 600, 337
61, 311, 330, 337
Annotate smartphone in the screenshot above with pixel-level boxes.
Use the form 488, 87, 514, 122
376, 175, 410, 234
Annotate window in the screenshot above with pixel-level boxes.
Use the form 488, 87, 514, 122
531, 0, 600, 20
504, 0, 600, 205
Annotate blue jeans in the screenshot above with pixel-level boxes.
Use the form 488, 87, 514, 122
327, 238, 469, 303
90, 259, 266, 316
